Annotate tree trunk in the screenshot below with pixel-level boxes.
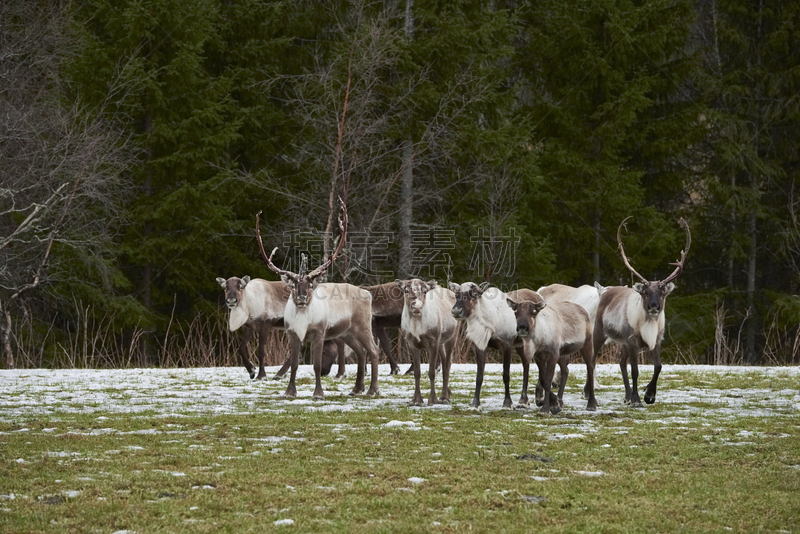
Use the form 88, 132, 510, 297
398, 140, 414, 278
398, 1, 415, 279
745, 175, 759, 364
2, 305, 13, 369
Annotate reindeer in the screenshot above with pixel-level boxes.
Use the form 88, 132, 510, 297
363, 283, 405, 375
537, 283, 605, 394
590, 217, 691, 407
448, 282, 539, 409
396, 279, 457, 406
255, 200, 380, 400
216, 276, 346, 380
507, 298, 595, 414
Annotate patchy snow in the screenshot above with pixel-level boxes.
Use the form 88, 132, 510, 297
0, 364, 797, 424
407, 477, 426, 484
274, 518, 294, 526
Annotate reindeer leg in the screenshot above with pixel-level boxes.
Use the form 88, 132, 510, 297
254, 326, 268, 380
516, 345, 530, 409
501, 345, 513, 409
334, 339, 347, 379
283, 334, 301, 398
534, 353, 550, 414
347, 338, 366, 396
582, 342, 597, 411
644, 345, 662, 404
409, 344, 423, 406
375, 327, 399, 376
238, 327, 256, 379
557, 354, 568, 407
471, 345, 485, 409
629, 348, 643, 407
440, 343, 452, 405
427, 346, 439, 406
620, 346, 632, 405
310, 332, 326, 400
544, 354, 561, 414
364, 335, 380, 398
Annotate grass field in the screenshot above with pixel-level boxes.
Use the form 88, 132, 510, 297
1, 363, 799, 533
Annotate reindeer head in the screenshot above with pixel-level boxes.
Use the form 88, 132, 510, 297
617, 217, 691, 317
396, 279, 438, 316
506, 298, 547, 338
448, 281, 491, 319
216, 276, 250, 310
255, 199, 348, 309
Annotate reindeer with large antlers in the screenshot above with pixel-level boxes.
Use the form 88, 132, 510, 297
256, 200, 380, 400
590, 217, 691, 407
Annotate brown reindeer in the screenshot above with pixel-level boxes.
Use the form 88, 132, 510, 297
216, 276, 345, 380
590, 217, 691, 407
256, 200, 380, 399
507, 298, 595, 414
397, 279, 458, 406
448, 282, 539, 409
537, 283, 605, 393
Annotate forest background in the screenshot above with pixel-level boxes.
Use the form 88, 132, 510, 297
2, 0, 799, 369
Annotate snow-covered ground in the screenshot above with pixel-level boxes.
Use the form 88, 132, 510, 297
1, 363, 798, 422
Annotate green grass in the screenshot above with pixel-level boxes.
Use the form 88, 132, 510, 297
0, 366, 798, 533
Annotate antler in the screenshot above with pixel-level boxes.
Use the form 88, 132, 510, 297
255, 210, 298, 281
617, 217, 648, 284
307, 197, 348, 280
660, 217, 691, 287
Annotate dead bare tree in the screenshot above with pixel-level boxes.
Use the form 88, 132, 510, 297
0, 1, 137, 367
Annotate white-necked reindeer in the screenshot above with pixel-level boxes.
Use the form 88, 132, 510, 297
216, 276, 345, 380
507, 297, 595, 414
591, 217, 691, 407
448, 282, 539, 409
255, 200, 380, 400
396, 279, 457, 406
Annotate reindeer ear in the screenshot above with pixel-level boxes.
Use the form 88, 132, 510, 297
280, 274, 293, 287
395, 279, 405, 290
427, 280, 438, 290
663, 282, 675, 295
633, 282, 646, 294
478, 281, 491, 293
533, 301, 547, 315
240, 275, 250, 288
594, 281, 607, 295
506, 298, 518, 312
215, 277, 227, 288
448, 282, 460, 293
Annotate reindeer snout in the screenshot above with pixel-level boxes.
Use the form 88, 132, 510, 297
516, 324, 530, 337
647, 304, 660, 315
410, 300, 423, 315
451, 306, 464, 319
226, 298, 238, 310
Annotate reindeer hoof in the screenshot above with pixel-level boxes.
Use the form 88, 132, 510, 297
586, 403, 597, 412
335, 372, 347, 380
550, 405, 562, 415
366, 388, 379, 397
631, 400, 644, 408
515, 403, 530, 411
271, 374, 284, 381
313, 394, 325, 401
644, 394, 656, 404
409, 400, 423, 407
439, 398, 451, 405
348, 389, 364, 397
389, 367, 400, 376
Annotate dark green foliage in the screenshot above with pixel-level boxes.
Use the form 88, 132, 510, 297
3, 0, 799, 366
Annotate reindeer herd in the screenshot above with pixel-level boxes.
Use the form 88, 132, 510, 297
216, 200, 691, 414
